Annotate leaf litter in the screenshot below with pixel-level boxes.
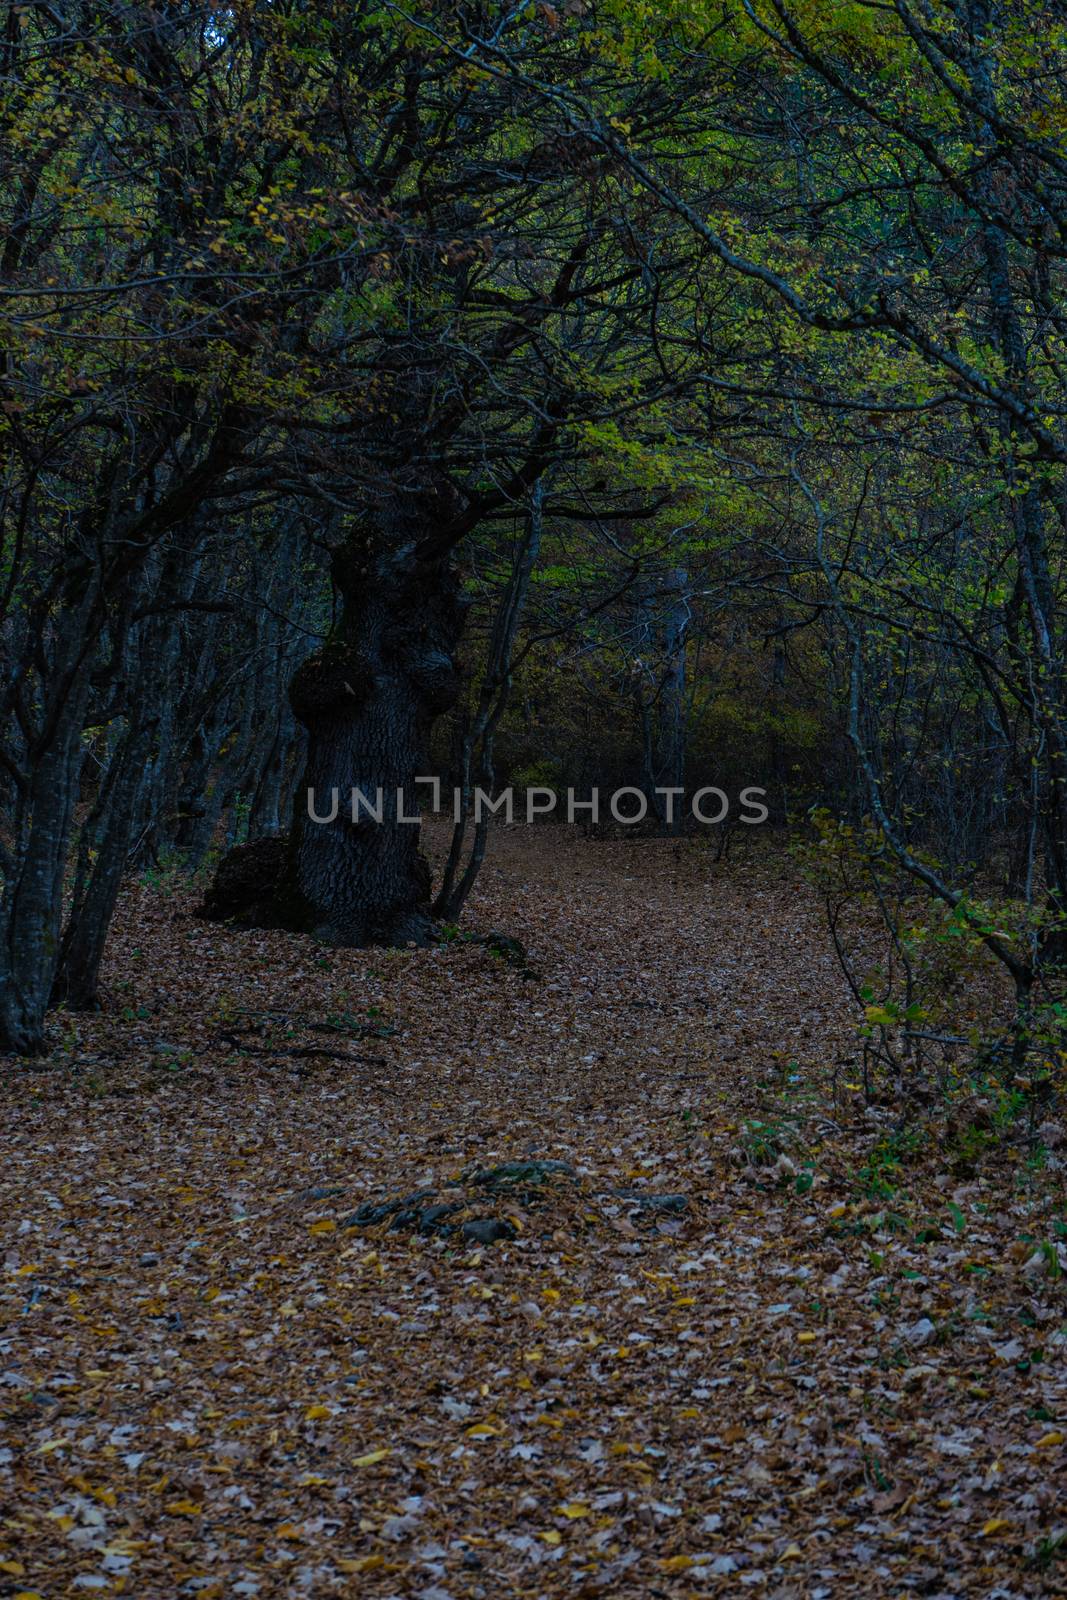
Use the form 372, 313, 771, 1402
1, 828, 1064, 1597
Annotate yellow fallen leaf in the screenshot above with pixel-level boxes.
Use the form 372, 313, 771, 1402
0, 1562, 25, 1578
35, 1438, 70, 1454
305, 1404, 331, 1421
163, 1500, 201, 1517
276, 1523, 302, 1540
559, 1502, 590, 1519
797, 1331, 816, 1344
337, 1555, 384, 1573
782, 1542, 803, 1560
659, 1555, 693, 1572
352, 1448, 389, 1467
309, 1219, 336, 1235
982, 1517, 1012, 1537
465, 1424, 501, 1438
14, 1592, 45, 1600
1035, 1431, 1064, 1449
540, 1530, 562, 1546
678, 1407, 701, 1419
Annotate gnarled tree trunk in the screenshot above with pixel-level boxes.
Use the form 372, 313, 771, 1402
280, 538, 467, 945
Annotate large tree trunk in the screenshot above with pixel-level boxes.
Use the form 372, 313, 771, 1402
276, 542, 467, 946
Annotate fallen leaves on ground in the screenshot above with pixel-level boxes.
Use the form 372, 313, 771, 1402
1, 828, 1064, 1597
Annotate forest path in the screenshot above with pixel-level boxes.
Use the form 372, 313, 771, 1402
2, 830, 1063, 1598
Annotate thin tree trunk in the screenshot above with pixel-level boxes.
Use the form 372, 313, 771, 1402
435, 480, 544, 919
967, 2, 1067, 960
659, 567, 689, 833
0, 627, 94, 1053
51, 715, 155, 1011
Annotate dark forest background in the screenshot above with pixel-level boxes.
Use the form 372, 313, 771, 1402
3, 0, 1067, 1083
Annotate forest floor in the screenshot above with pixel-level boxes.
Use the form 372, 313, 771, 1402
2, 827, 1066, 1599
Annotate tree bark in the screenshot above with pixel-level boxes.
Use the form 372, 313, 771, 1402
659, 567, 689, 833
0, 631, 93, 1053
966, 1, 1067, 962
435, 480, 544, 920
51, 713, 154, 1012
276, 536, 468, 946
